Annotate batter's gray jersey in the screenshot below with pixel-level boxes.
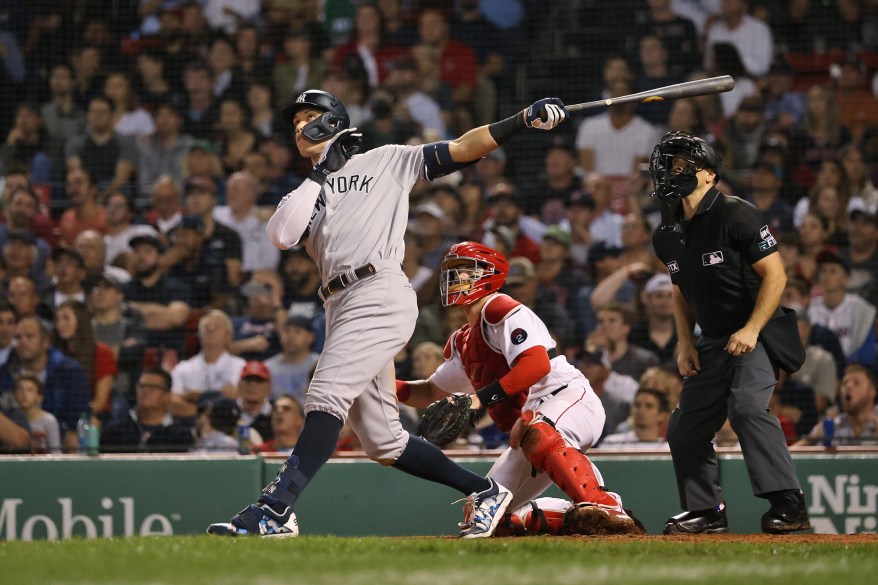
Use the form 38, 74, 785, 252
302, 144, 425, 282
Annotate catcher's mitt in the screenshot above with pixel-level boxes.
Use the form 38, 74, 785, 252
417, 393, 473, 447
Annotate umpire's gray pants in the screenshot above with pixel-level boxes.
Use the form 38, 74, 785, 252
667, 336, 801, 511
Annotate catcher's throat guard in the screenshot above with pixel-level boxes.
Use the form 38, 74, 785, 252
440, 242, 509, 307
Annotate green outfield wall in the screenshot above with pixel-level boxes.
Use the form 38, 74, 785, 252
1, 453, 876, 540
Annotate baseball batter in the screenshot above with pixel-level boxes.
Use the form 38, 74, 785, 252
398, 242, 637, 536
208, 90, 569, 538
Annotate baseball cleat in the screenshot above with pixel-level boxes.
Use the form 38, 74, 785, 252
206, 503, 299, 538
458, 478, 512, 539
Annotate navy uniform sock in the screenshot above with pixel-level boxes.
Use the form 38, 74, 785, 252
393, 435, 490, 495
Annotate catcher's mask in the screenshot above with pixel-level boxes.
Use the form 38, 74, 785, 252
649, 131, 721, 201
440, 242, 509, 307
281, 89, 350, 142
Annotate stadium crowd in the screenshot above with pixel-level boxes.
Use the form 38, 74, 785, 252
0, 0, 877, 455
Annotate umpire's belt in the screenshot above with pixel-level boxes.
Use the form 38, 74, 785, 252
320, 264, 377, 300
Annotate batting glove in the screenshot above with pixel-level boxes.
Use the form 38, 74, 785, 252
310, 128, 363, 185
525, 97, 567, 130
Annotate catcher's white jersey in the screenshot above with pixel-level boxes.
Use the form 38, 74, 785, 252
430, 297, 583, 401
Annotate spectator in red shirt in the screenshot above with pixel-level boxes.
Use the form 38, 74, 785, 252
416, 7, 478, 130
58, 167, 108, 246
52, 300, 117, 418
331, 2, 405, 89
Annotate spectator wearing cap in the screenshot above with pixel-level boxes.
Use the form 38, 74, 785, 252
192, 396, 242, 453
74, 229, 132, 285
103, 191, 159, 268
236, 360, 274, 442
64, 96, 137, 198
0, 317, 90, 452
230, 273, 285, 362
122, 234, 192, 356
144, 176, 184, 238
834, 57, 878, 144
170, 310, 246, 419
762, 62, 805, 131
166, 214, 230, 310
101, 368, 194, 453
481, 183, 543, 266
527, 142, 583, 225
89, 272, 146, 424
503, 256, 573, 348
213, 171, 280, 273
537, 225, 588, 312
596, 304, 660, 381
0, 187, 52, 276
629, 273, 679, 366
584, 173, 625, 248
254, 394, 305, 455
809, 250, 877, 365
791, 308, 840, 417
265, 314, 318, 405
137, 101, 195, 194
165, 176, 243, 288
384, 55, 446, 139
57, 167, 109, 247
410, 200, 457, 270
747, 161, 794, 235
844, 202, 878, 308
575, 345, 637, 443
722, 95, 768, 180
43, 248, 87, 312
3, 232, 51, 295
572, 241, 628, 338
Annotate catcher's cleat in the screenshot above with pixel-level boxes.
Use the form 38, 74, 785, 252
560, 493, 640, 536
457, 478, 512, 539
663, 502, 728, 535
762, 490, 811, 534
206, 503, 299, 538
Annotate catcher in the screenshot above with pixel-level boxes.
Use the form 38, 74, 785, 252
398, 241, 640, 536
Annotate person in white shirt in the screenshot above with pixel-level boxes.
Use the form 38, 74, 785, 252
601, 387, 671, 450
212, 171, 280, 273
103, 192, 158, 266
704, 0, 773, 78
170, 310, 246, 419
576, 79, 659, 176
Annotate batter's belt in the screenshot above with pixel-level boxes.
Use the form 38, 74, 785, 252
319, 263, 377, 300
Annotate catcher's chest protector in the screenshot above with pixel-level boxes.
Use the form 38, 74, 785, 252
455, 322, 511, 389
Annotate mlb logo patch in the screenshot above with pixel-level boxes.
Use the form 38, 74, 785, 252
666, 261, 679, 274
703, 251, 724, 266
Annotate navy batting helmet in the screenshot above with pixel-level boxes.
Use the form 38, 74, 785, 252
649, 131, 721, 200
281, 89, 350, 142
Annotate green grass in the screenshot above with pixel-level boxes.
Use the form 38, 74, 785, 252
2, 535, 876, 585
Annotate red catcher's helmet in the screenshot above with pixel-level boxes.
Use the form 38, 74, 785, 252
440, 242, 509, 307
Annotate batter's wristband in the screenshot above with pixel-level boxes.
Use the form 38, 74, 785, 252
476, 380, 509, 407
488, 110, 527, 146
396, 380, 412, 403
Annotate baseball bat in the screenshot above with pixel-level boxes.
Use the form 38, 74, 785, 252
567, 75, 735, 113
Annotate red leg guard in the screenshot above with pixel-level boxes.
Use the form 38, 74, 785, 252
520, 421, 616, 507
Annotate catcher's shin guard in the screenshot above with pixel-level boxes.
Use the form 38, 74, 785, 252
520, 419, 618, 509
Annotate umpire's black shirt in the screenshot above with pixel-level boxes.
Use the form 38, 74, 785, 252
652, 188, 779, 338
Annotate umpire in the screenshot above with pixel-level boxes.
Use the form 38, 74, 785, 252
650, 132, 810, 534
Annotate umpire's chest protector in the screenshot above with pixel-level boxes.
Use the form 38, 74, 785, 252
653, 191, 768, 338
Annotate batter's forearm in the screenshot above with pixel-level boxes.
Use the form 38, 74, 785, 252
448, 125, 506, 162
266, 180, 323, 249
398, 379, 448, 408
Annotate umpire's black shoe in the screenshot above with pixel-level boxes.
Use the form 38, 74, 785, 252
762, 490, 811, 534
663, 503, 728, 534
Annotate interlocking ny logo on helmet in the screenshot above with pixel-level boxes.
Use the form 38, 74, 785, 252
281, 89, 351, 142
440, 242, 509, 307
649, 131, 721, 200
